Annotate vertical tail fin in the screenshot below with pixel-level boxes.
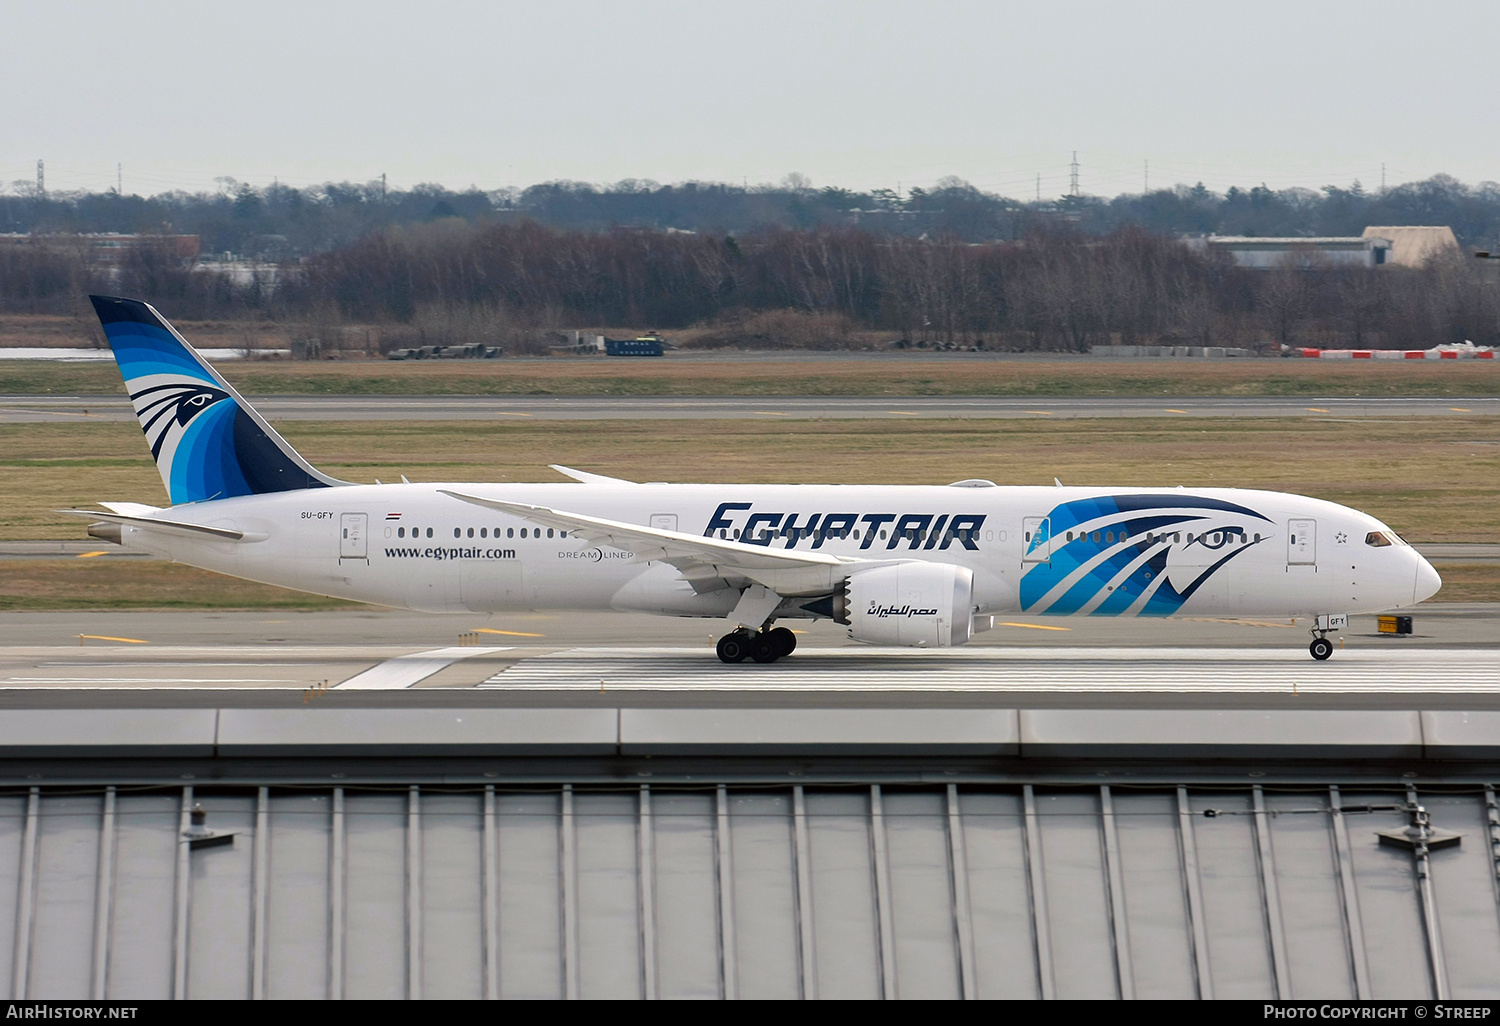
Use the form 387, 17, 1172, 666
89, 296, 343, 504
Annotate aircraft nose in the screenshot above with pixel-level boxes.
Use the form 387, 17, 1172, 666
1414, 556, 1442, 604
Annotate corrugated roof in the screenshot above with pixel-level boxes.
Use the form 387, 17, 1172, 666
3, 768, 1499, 999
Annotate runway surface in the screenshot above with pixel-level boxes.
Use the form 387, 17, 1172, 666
483, 646, 1498, 695
4, 394, 1497, 422
0, 607, 1494, 709
3, 604, 1495, 650
0, 642, 1493, 709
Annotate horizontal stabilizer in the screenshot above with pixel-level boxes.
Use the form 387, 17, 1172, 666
55, 508, 246, 540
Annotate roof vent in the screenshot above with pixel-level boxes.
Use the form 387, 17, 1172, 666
183, 804, 237, 851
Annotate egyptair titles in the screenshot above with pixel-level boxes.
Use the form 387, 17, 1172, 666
705, 502, 985, 551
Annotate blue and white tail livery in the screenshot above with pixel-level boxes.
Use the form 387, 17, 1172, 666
66, 296, 1441, 663
90, 296, 341, 504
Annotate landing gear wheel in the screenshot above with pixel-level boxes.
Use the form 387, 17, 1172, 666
768, 627, 797, 658
1309, 637, 1334, 661
751, 633, 781, 663
716, 632, 751, 664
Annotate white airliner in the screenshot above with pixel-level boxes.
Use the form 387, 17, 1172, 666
64, 296, 1441, 663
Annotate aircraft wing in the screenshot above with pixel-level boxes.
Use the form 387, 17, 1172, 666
439, 489, 864, 594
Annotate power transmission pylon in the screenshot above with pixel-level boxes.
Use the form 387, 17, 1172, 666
36, 160, 45, 199
1069, 151, 1079, 197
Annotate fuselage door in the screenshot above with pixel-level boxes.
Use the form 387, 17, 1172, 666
1022, 517, 1051, 563
1287, 518, 1316, 565
650, 513, 679, 533
340, 513, 368, 560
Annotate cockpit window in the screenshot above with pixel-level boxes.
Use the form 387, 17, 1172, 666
1365, 531, 1393, 547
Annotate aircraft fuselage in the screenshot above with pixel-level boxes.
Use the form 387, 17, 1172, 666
112, 481, 1438, 621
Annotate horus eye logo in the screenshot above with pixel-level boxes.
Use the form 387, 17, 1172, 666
1190, 527, 1246, 551
131, 382, 232, 459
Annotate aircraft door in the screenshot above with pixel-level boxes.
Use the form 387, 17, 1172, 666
650, 513, 679, 533
1287, 519, 1316, 565
1022, 517, 1051, 563
340, 513, 367, 561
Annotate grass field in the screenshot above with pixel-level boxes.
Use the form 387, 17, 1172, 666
3, 414, 1495, 606
4, 414, 1496, 542
0, 561, 358, 611
3, 353, 1499, 398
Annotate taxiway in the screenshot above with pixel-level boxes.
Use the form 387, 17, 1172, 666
4, 394, 1497, 422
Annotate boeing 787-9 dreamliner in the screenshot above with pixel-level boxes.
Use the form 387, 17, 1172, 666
62, 296, 1441, 663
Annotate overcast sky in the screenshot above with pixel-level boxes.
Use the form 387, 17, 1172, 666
4, 0, 1496, 200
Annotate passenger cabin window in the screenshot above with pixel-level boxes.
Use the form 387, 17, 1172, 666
1365, 531, 1393, 547
507, 528, 514, 538
426, 528, 433, 538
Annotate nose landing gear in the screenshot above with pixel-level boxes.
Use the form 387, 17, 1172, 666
1308, 613, 1346, 660
716, 625, 797, 664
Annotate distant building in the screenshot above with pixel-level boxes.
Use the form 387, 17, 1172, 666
0, 232, 200, 265
1360, 226, 1460, 267
1199, 235, 1391, 270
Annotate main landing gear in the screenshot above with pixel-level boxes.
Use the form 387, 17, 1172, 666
716, 626, 797, 664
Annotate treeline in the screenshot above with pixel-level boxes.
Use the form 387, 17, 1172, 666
3, 173, 1500, 256
293, 221, 1498, 351
8, 220, 1493, 353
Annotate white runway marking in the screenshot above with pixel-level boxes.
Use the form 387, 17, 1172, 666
482, 646, 1500, 694
337, 646, 511, 690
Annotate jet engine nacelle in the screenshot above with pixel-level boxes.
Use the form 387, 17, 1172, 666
845, 562, 975, 647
